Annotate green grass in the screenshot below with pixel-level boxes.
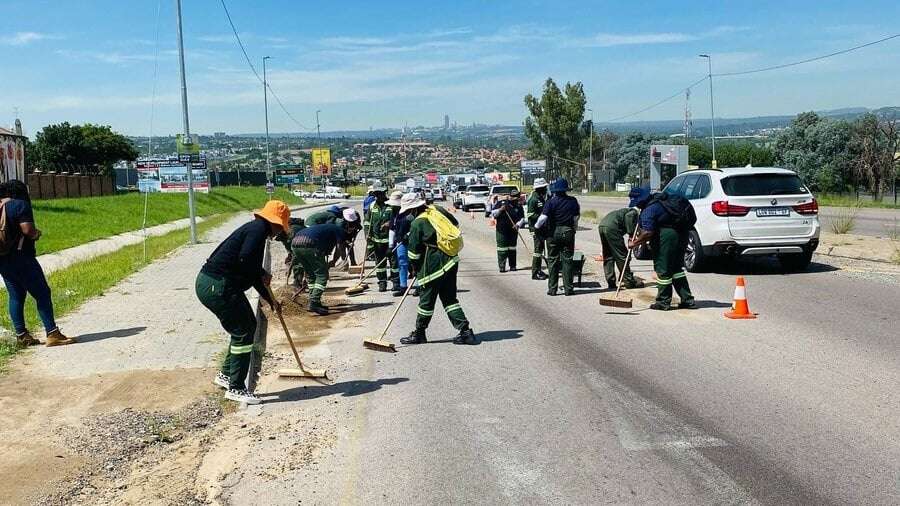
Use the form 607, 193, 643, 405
581, 209, 599, 221
0, 213, 233, 371
585, 191, 629, 197
816, 194, 900, 209
32, 186, 302, 255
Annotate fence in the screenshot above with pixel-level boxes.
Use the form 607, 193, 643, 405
26, 171, 116, 200
115, 168, 270, 188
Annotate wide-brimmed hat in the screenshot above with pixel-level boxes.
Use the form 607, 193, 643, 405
342, 208, 360, 223
533, 178, 549, 189
550, 178, 571, 192
628, 187, 652, 208
399, 192, 426, 214
254, 200, 291, 232
371, 180, 386, 193
386, 190, 404, 207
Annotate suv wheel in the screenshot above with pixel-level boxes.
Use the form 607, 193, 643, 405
778, 250, 813, 272
684, 230, 706, 273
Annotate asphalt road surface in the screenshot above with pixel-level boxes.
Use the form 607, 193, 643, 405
577, 195, 900, 238
258, 203, 899, 505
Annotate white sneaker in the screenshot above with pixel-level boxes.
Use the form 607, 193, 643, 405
225, 388, 261, 405
213, 372, 229, 389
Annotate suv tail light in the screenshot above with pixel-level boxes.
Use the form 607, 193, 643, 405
792, 199, 818, 215
711, 201, 751, 217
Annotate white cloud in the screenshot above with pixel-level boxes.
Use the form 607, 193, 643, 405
1, 32, 57, 46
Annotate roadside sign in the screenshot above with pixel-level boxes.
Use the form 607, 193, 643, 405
176, 134, 200, 156
311, 148, 332, 176
136, 157, 209, 193
520, 159, 546, 175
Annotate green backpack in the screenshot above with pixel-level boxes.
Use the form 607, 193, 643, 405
420, 206, 463, 257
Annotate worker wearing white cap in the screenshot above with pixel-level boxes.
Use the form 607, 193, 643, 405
525, 178, 550, 280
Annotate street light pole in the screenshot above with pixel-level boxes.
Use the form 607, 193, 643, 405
263, 56, 271, 180
175, 0, 197, 244
587, 107, 593, 193
316, 110, 321, 141
699, 54, 716, 168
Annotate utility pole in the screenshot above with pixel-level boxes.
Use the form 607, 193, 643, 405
699, 54, 716, 168
263, 56, 271, 180
316, 110, 321, 141
587, 108, 593, 193
175, 0, 197, 244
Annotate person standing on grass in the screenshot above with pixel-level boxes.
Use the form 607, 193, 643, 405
196, 200, 289, 405
0, 180, 75, 347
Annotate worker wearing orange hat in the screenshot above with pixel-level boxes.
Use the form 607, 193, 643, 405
195, 200, 290, 404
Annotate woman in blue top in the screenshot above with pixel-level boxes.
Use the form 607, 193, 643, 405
0, 180, 75, 347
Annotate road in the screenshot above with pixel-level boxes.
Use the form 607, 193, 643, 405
226, 203, 900, 505
577, 195, 900, 238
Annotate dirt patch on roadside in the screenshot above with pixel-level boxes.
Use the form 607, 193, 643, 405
0, 365, 221, 505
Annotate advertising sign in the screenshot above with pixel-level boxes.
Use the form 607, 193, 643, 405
425, 171, 438, 184
275, 169, 304, 185
485, 171, 511, 184
311, 148, 332, 176
0, 135, 25, 182
136, 157, 209, 193
520, 159, 546, 175
176, 134, 201, 156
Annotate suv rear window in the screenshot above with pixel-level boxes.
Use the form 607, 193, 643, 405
468, 185, 489, 192
491, 186, 518, 194
721, 174, 807, 196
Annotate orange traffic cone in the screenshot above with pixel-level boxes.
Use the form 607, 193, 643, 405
724, 276, 757, 319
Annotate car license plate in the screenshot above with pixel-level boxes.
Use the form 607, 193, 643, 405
756, 207, 789, 217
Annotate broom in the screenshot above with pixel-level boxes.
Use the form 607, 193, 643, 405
266, 287, 328, 379
598, 221, 640, 309
344, 244, 399, 296
362, 277, 417, 353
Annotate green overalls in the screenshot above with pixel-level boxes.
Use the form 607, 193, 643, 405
367, 201, 396, 288
494, 201, 523, 270
598, 208, 638, 287
526, 191, 547, 276
650, 227, 695, 307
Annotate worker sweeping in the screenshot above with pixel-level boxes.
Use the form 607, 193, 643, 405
195, 200, 289, 405
535, 178, 580, 296
387, 190, 411, 296
398, 193, 477, 345
597, 197, 644, 290
490, 189, 524, 272
367, 181, 398, 292
627, 188, 697, 311
305, 206, 361, 267
291, 221, 354, 315
278, 217, 306, 288
525, 178, 549, 280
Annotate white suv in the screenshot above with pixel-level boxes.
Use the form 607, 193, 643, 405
662, 167, 820, 272
461, 184, 490, 212
485, 184, 520, 216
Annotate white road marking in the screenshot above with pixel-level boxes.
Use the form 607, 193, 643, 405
585, 372, 758, 505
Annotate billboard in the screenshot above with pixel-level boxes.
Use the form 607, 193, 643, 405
485, 172, 511, 184
275, 169, 305, 185
311, 148, 331, 176
0, 134, 25, 182
425, 171, 438, 184
136, 157, 209, 193
520, 159, 546, 175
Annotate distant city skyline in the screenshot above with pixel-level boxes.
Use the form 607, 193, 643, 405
5, 0, 900, 136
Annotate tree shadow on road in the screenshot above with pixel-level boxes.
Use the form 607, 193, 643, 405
263, 377, 409, 404
76, 326, 147, 343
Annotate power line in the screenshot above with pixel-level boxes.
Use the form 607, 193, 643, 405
219, 0, 313, 132
714, 32, 900, 77
602, 76, 708, 123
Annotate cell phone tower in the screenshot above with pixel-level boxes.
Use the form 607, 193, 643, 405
683, 88, 692, 140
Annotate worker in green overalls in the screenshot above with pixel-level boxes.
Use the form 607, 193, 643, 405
398, 193, 477, 345
278, 217, 306, 289
525, 178, 549, 280
628, 188, 696, 310
367, 181, 397, 292
290, 222, 353, 315
534, 178, 580, 296
490, 189, 524, 272
597, 206, 643, 289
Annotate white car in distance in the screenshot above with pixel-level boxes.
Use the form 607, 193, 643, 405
661, 167, 820, 272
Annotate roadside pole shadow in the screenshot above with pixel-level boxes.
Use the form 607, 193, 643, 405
425, 329, 524, 345
692, 300, 733, 309
263, 377, 409, 404
329, 302, 394, 314
75, 326, 147, 343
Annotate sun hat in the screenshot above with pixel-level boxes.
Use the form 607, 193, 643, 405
254, 200, 291, 232
399, 192, 426, 214
533, 178, 549, 189
371, 180, 386, 192
342, 208, 360, 222
386, 190, 404, 207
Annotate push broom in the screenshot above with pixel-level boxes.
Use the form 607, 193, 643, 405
344, 244, 400, 296
267, 287, 328, 379
598, 221, 640, 309
362, 276, 418, 352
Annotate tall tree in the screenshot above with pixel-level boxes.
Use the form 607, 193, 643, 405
31, 122, 138, 174
851, 113, 899, 201
524, 78, 589, 182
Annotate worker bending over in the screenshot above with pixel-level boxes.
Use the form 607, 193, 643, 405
196, 200, 289, 405
597, 194, 644, 289
291, 221, 355, 315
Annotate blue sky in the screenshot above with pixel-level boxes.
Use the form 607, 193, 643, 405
4, 0, 900, 136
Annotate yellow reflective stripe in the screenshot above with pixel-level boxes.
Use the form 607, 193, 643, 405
371, 237, 389, 243
230, 344, 253, 355
376, 268, 387, 273
417, 307, 434, 316
672, 271, 687, 279
309, 283, 326, 290
445, 303, 462, 313
496, 246, 516, 251
407, 251, 421, 260
418, 256, 460, 285
656, 277, 673, 285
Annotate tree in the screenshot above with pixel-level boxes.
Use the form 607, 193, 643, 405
30, 122, 138, 174
524, 78, 589, 182
606, 132, 659, 184
775, 113, 856, 193
851, 113, 899, 201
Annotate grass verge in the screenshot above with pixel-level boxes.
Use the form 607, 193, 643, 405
0, 213, 233, 371
830, 203, 861, 234
34, 186, 301, 255
581, 209, 599, 221
816, 194, 900, 209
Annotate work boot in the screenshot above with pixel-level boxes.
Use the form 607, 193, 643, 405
16, 331, 40, 347
532, 271, 548, 280
453, 328, 477, 345
45, 329, 75, 347
547, 289, 557, 296
606, 279, 618, 290
392, 286, 408, 297
509, 265, 517, 272
677, 300, 698, 310
623, 279, 645, 289
499, 267, 507, 273
378, 281, 388, 293
411, 286, 420, 297
649, 302, 672, 311
308, 301, 329, 316
224, 388, 261, 405
564, 290, 575, 296
400, 329, 427, 345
